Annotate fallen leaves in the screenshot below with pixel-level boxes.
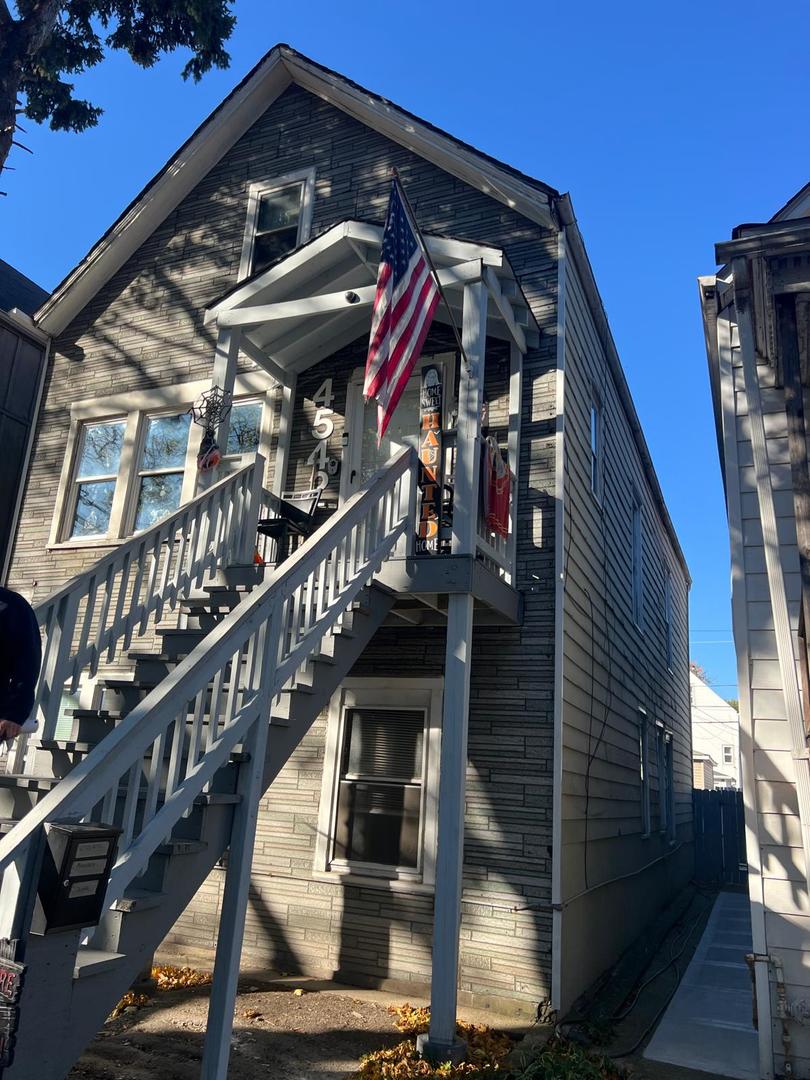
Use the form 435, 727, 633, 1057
108, 991, 151, 1021
151, 964, 212, 991
355, 1004, 513, 1079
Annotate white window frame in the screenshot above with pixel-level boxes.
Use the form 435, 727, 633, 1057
664, 570, 674, 671
238, 168, 316, 282
639, 707, 651, 838
314, 678, 443, 890
49, 373, 275, 549
665, 731, 676, 843
631, 488, 644, 630
589, 388, 603, 503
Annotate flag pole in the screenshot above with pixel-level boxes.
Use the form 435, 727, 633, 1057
392, 169, 474, 373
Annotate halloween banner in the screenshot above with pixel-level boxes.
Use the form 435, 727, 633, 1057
416, 365, 444, 555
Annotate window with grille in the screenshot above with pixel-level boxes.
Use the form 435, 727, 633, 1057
333, 708, 426, 871
52, 380, 272, 546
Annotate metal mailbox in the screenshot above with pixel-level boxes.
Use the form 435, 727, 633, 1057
31, 821, 121, 935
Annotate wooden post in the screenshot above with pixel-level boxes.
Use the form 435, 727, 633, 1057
198, 326, 241, 493
200, 614, 276, 1079
419, 278, 487, 1063
271, 377, 297, 498
451, 277, 487, 556
506, 341, 523, 584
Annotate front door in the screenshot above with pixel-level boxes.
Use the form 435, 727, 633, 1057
341, 353, 455, 501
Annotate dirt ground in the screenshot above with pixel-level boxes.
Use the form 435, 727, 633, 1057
68, 978, 528, 1080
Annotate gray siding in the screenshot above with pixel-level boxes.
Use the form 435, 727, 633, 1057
10, 84, 560, 1013
557, 253, 692, 1011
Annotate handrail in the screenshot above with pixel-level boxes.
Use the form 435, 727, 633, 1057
0, 450, 417, 912
17, 458, 265, 770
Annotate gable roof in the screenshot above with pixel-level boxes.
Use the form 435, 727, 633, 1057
35, 44, 558, 337
0, 259, 48, 316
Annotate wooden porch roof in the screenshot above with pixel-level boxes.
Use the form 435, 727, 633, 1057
203, 220, 540, 383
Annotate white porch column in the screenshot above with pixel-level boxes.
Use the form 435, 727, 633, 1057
271, 375, 297, 498
420, 279, 487, 1063
197, 325, 241, 492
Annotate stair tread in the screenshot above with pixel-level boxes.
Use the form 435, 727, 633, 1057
111, 889, 165, 913
0, 774, 59, 788
156, 839, 207, 856
74, 948, 126, 979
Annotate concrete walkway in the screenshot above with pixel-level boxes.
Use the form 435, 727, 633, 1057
644, 890, 758, 1080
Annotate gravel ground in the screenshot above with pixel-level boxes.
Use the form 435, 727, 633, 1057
68, 983, 405, 1080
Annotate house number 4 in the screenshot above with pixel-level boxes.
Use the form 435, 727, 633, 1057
306, 378, 337, 490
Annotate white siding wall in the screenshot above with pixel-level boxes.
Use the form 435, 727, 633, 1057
722, 316, 810, 1077
691, 672, 741, 788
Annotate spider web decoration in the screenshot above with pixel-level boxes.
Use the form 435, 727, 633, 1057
190, 385, 232, 432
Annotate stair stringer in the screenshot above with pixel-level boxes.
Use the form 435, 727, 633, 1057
5, 584, 395, 1080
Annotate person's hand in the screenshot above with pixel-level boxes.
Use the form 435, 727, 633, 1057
0, 721, 23, 741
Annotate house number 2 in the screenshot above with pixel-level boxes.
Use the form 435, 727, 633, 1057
306, 379, 338, 490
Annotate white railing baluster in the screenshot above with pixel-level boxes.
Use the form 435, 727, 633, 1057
124, 539, 149, 652
108, 548, 133, 662
0, 450, 415, 934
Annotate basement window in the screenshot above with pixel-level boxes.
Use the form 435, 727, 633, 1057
239, 169, 316, 280
315, 679, 442, 886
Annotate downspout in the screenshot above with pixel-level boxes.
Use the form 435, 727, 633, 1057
550, 197, 570, 1012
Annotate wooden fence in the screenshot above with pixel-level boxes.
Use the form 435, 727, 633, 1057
693, 788, 748, 886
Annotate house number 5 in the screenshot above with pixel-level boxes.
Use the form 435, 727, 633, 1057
307, 378, 336, 490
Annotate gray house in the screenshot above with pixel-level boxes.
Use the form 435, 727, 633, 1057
1, 46, 691, 1078
700, 183, 810, 1080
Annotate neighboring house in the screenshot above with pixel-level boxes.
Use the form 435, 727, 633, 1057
0, 259, 48, 578
700, 182, 810, 1080
0, 46, 691, 1076
692, 752, 716, 791
690, 670, 741, 788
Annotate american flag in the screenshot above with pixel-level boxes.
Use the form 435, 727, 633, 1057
363, 179, 440, 440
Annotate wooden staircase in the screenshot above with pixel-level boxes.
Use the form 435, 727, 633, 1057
0, 448, 415, 1080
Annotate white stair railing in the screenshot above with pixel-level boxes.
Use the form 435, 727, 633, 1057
11, 459, 266, 775
0, 449, 416, 939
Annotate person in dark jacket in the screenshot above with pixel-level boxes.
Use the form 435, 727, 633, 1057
0, 586, 42, 741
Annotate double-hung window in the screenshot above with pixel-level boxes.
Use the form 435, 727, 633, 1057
335, 708, 425, 869
316, 679, 441, 885
722, 744, 734, 766
52, 376, 273, 547
239, 170, 316, 280
133, 412, 191, 532
69, 420, 127, 538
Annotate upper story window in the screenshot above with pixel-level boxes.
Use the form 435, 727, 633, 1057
239, 169, 316, 281
590, 392, 603, 500
51, 377, 273, 548
664, 571, 674, 669
632, 489, 644, 629
722, 744, 734, 765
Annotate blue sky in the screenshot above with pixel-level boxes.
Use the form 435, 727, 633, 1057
4, 1, 810, 700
